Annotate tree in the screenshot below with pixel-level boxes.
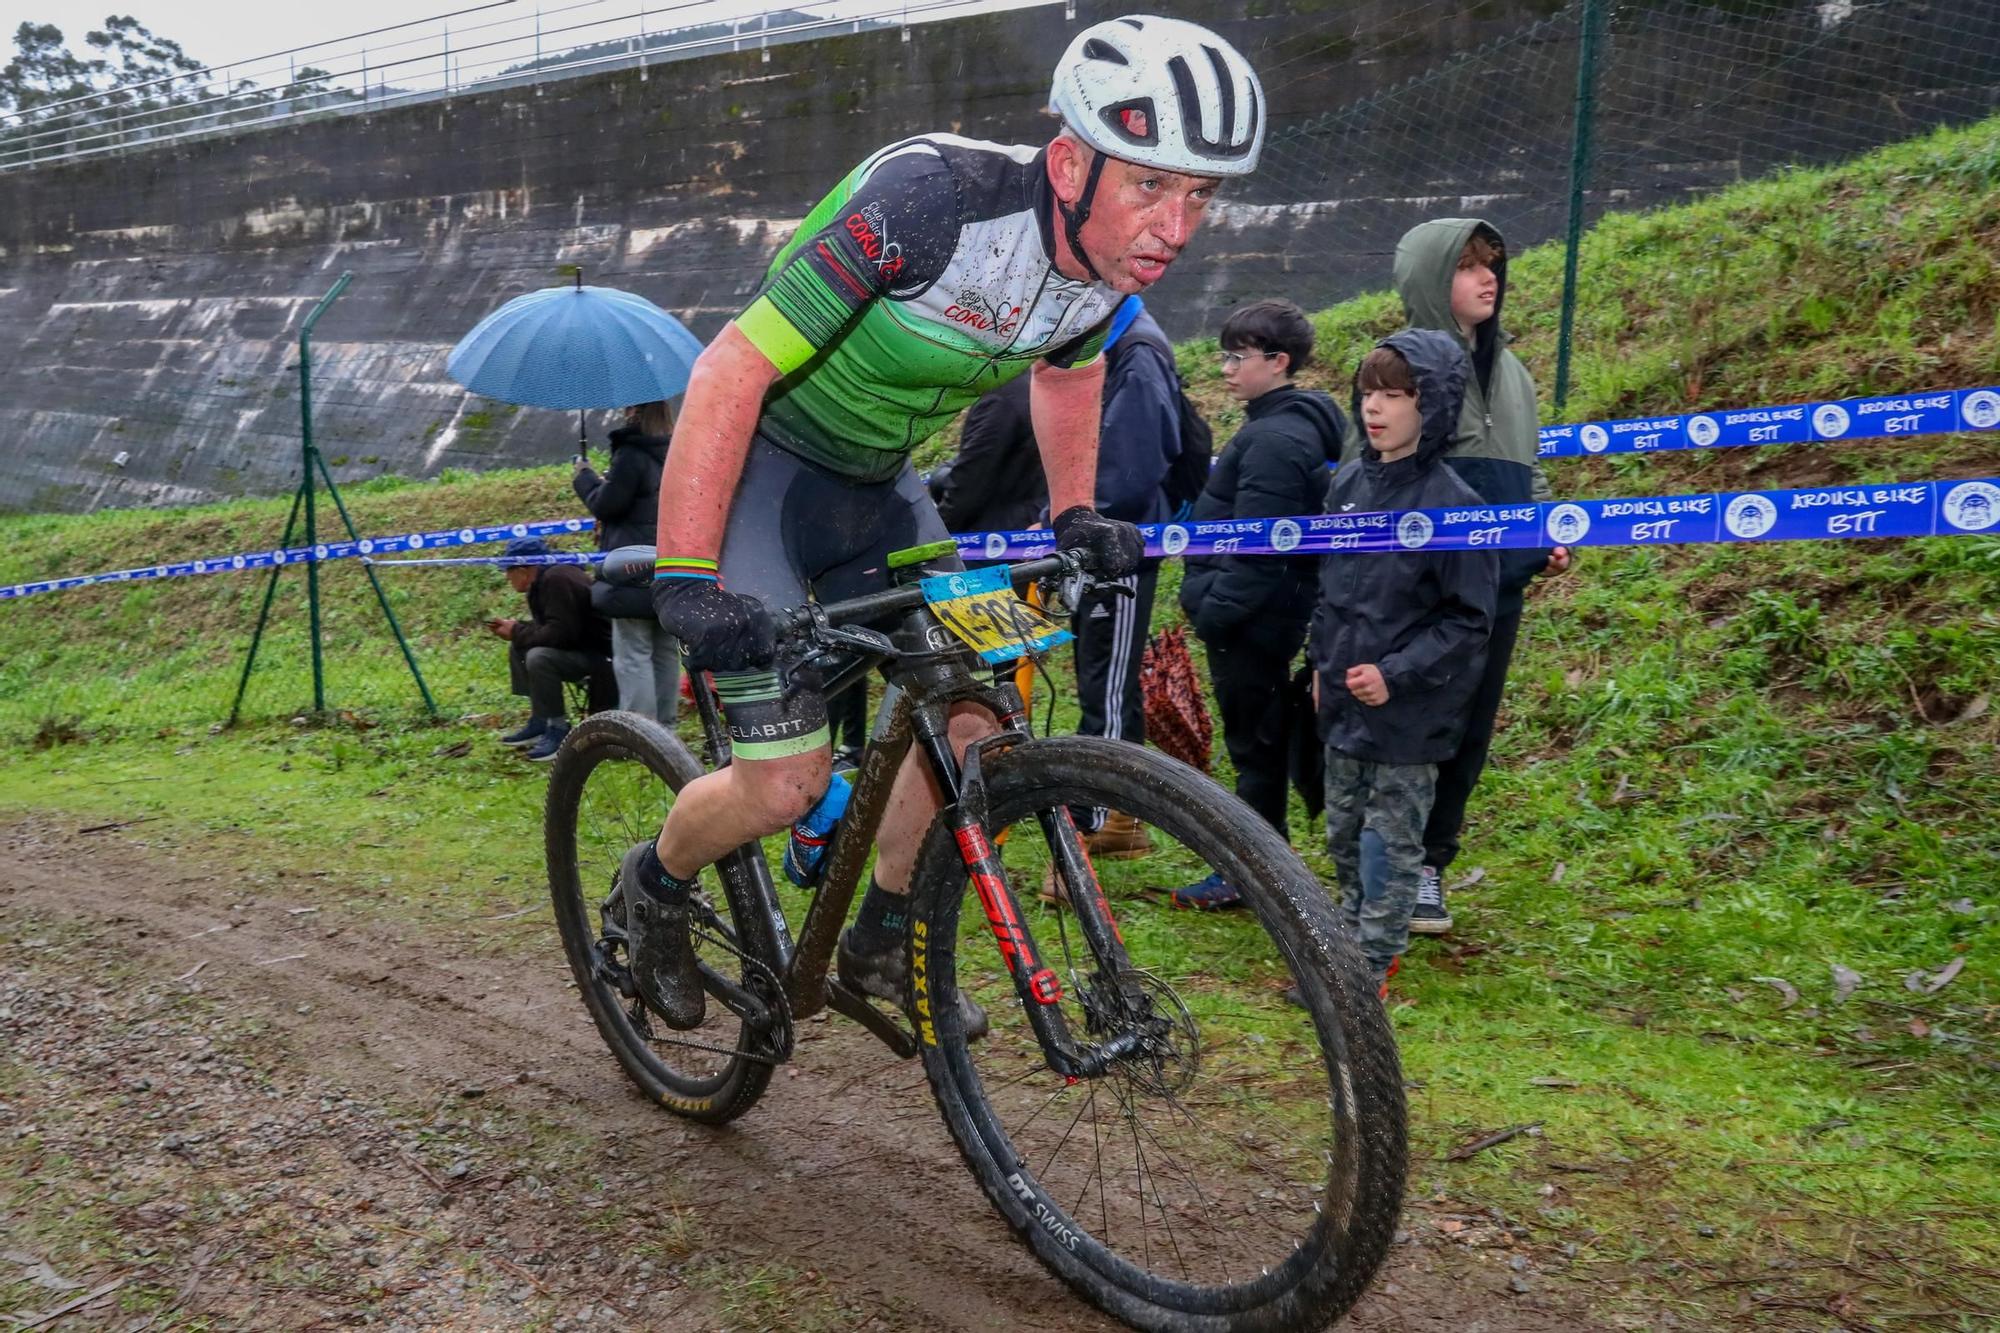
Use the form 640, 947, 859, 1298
0, 21, 104, 114
84, 14, 202, 88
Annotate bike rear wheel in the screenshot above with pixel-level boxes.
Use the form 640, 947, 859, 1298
544, 711, 782, 1124
908, 736, 1405, 1332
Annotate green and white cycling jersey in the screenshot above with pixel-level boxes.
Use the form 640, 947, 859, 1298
734, 133, 1123, 482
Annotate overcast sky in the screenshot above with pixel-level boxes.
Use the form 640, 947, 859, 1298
0, 0, 1044, 81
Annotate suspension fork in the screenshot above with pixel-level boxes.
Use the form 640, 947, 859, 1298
920, 717, 1136, 1078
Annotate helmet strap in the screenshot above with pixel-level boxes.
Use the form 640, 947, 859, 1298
1056, 146, 1111, 283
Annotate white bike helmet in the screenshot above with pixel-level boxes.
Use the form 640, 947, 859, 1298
1050, 15, 1265, 177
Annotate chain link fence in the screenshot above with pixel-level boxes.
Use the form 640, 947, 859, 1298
6, 0, 2000, 735
1245, 0, 2000, 408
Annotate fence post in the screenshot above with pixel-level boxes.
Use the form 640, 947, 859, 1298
298, 272, 351, 713
1554, 0, 1605, 416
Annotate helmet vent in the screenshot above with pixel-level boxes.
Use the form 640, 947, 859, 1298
1100, 99, 1160, 147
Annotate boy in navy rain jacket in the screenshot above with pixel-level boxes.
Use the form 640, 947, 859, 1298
1312, 330, 1498, 996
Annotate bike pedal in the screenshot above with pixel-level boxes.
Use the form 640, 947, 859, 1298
825, 980, 919, 1059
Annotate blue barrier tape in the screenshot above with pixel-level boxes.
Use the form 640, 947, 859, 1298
363, 553, 603, 568
956, 476, 2000, 562
1539, 386, 2000, 458
7, 475, 1998, 602
0, 517, 594, 601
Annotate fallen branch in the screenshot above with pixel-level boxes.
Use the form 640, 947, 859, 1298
175, 961, 207, 983
483, 906, 542, 923
252, 953, 306, 967
401, 1153, 451, 1194
13, 1277, 128, 1330
78, 817, 156, 835
1445, 1121, 1543, 1162
491, 1253, 550, 1296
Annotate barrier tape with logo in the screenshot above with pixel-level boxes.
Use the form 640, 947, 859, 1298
0, 517, 595, 601
958, 476, 2000, 562
1538, 386, 2000, 458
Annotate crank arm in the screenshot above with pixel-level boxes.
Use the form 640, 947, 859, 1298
825, 979, 919, 1059
696, 959, 777, 1032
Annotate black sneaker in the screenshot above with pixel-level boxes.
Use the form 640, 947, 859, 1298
1409, 866, 1451, 935
837, 927, 989, 1041
619, 843, 705, 1030
498, 717, 546, 747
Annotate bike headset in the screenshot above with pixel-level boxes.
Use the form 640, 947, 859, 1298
1046, 14, 1268, 284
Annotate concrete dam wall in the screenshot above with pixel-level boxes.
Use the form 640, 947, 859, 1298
1, 0, 1994, 515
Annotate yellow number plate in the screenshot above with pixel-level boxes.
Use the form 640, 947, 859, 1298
918, 566, 1072, 664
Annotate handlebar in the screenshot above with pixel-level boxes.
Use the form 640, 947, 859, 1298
780, 551, 1080, 640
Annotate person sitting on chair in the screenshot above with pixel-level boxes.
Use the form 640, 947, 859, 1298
489, 537, 614, 762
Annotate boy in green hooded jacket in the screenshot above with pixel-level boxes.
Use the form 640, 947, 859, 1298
1344, 218, 1573, 932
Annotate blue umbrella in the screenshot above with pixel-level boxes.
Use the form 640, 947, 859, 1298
447, 277, 706, 411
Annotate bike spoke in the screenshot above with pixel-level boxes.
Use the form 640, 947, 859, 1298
1040, 1076, 1106, 1182
953, 795, 1359, 1298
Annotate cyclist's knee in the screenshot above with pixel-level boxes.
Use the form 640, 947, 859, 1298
946, 703, 999, 756
735, 749, 833, 832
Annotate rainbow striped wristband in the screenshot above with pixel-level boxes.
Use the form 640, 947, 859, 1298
654, 556, 720, 583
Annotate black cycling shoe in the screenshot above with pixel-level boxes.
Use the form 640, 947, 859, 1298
837, 927, 989, 1041
618, 842, 705, 1031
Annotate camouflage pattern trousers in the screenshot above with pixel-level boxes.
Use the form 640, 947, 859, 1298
1323, 748, 1440, 976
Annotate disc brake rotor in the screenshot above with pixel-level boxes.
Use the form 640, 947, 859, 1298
1079, 966, 1200, 1097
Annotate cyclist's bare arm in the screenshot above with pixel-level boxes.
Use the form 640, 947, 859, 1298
654, 324, 786, 561
1029, 355, 1108, 516
650, 326, 815, 878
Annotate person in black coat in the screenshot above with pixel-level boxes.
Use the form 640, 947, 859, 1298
933, 374, 1044, 535
928, 299, 1186, 864
574, 401, 680, 723
490, 537, 615, 761
1311, 330, 1498, 994
1173, 300, 1347, 909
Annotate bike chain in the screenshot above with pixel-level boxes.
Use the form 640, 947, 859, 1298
691, 909, 795, 1066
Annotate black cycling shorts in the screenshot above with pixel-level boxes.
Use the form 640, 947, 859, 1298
711, 433, 961, 760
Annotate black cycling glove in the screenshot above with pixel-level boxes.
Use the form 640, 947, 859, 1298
1052, 506, 1145, 580
652, 568, 778, 673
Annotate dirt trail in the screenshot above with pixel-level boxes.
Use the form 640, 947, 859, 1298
1, 817, 1602, 1331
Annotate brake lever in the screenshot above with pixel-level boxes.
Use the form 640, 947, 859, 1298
1039, 551, 1098, 620
802, 604, 897, 658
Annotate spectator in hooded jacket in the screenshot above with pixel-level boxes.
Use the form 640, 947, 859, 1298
1172, 299, 1346, 910
1313, 331, 1497, 999
1364, 219, 1572, 933
574, 401, 679, 724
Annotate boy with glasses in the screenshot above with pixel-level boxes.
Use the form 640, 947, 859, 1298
1172, 299, 1347, 908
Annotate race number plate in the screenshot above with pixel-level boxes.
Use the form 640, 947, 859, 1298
918, 566, 1071, 664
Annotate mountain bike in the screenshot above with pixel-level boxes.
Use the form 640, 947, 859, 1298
544, 542, 1406, 1332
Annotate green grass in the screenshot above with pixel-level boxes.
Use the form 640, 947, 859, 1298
3, 116, 2000, 1327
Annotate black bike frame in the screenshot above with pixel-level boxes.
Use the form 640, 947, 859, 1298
684, 555, 1140, 1076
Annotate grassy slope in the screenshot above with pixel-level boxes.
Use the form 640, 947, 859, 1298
4, 119, 2000, 1327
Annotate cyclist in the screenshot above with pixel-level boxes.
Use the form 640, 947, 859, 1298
620, 15, 1267, 1036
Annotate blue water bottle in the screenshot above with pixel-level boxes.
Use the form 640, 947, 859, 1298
783, 771, 853, 887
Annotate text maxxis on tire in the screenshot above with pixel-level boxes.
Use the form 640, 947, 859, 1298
908, 736, 1406, 1332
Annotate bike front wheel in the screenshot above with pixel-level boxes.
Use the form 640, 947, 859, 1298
908, 736, 1406, 1332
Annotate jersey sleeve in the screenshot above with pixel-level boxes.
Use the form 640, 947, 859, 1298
1040, 311, 1115, 370
734, 147, 960, 375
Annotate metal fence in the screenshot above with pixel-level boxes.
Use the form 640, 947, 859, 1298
0, 0, 1055, 173
1247, 0, 2000, 408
